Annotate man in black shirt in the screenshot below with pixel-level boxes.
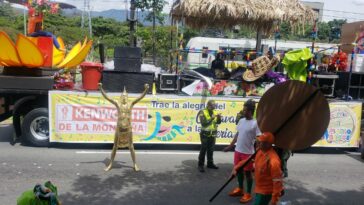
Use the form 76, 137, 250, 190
211, 53, 227, 79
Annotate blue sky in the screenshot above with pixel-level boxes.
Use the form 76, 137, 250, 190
54, 0, 364, 22
11, 0, 364, 22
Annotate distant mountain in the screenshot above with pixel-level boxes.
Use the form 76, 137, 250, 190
10, 4, 170, 26
62, 8, 171, 26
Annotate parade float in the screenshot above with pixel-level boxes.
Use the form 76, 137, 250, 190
0, 0, 362, 151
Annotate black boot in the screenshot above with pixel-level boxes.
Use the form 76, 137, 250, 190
198, 166, 205, 172
207, 164, 219, 169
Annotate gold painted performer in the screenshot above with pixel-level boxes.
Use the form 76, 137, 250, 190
98, 83, 149, 171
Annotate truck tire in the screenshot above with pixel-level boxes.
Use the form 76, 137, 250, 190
21, 108, 50, 147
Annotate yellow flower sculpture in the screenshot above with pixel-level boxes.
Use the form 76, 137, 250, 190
0, 31, 92, 69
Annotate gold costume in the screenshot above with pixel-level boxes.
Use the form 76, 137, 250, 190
99, 83, 149, 171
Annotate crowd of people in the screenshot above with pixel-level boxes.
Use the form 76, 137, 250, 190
197, 99, 290, 205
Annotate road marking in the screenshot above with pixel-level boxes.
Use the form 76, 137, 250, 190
76, 151, 199, 155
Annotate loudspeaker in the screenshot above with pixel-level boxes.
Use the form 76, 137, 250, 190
114, 57, 141, 72
102, 70, 154, 93
335, 71, 349, 98
114, 46, 142, 58
159, 74, 179, 91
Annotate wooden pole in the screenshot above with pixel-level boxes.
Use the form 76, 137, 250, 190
256, 29, 262, 54
209, 88, 320, 202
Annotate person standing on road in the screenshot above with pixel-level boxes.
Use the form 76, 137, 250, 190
224, 99, 261, 203
233, 132, 284, 205
274, 147, 291, 178
198, 100, 222, 172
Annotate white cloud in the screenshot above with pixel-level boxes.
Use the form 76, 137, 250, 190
56, 0, 173, 12
352, 0, 364, 5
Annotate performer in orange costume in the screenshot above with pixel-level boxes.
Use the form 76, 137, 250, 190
233, 132, 283, 205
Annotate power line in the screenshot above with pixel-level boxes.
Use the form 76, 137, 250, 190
322, 9, 364, 16
322, 14, 364, 21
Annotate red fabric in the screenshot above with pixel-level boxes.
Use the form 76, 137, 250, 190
234, 151, 254, 171
27, 13, 43, 34
33, 37, 53, 67
330, 52, 348, 71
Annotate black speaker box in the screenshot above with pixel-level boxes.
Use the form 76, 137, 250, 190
159, 74, 179, 91
114, 46, 142, 58
114, 57, 142, 72
102, 70, 154, 93
335, 71, 349, 97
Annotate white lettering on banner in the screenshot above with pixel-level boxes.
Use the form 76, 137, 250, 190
132, 109, 147, 122
132, 122, 147, 133
73, 106, 117, 121
55, 104, 148, 134
92, 123, 116, 132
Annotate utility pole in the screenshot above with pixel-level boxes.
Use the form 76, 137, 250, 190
81, 0, 86, 28
152, 0, 156, 65
256, 29, 262, 54
87, 0, 92, 38
23, 4, 26, 35
125, 0, 128, 21
129, 0, 137, 47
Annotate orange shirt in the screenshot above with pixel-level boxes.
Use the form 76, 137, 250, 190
254, 148, 283, 203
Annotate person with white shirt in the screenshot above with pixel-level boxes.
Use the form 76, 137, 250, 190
223, 99, 261, 204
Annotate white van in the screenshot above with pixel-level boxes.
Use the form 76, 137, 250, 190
184, 37, 338, 69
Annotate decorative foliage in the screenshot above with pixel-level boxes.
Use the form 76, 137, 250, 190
28, 0, 59, 14
194, 80, 243, 96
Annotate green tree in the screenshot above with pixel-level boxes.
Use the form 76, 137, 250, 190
0, 3, 14, 17
135, 0, 168, 24
317, 22, 330, 41
136, 25, 176, 67
279, 22, 293, 40
328, 19, 346, 42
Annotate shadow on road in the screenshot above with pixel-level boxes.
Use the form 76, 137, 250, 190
294, 147, 354, 154
50, 142, 205, 151
285, 179, 364, 205
58, 159, 364, 205
0, 124, 14, 144
80, 158, 134, 170
59, 160, 239, 205
345, 152, 364, 163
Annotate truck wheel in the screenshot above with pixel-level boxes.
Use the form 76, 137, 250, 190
21, 108, 50, 147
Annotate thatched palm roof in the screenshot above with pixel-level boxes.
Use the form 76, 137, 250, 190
171, 0, 317, 33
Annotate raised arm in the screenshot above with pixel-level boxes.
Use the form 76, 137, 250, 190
131, 84, 149, 107
98, 83, 120, 111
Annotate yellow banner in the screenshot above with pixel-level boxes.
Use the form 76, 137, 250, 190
49, 91, 362, 147
314, 102, 362, 147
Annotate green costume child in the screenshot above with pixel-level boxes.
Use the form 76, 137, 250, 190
17, 181, 61, 205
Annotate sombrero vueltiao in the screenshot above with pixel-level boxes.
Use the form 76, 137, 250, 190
243, 55, 280, 82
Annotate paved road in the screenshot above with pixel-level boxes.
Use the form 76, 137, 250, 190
0, 124, 363, 205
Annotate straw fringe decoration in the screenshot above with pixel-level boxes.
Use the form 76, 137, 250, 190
171, 0, 317, 33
